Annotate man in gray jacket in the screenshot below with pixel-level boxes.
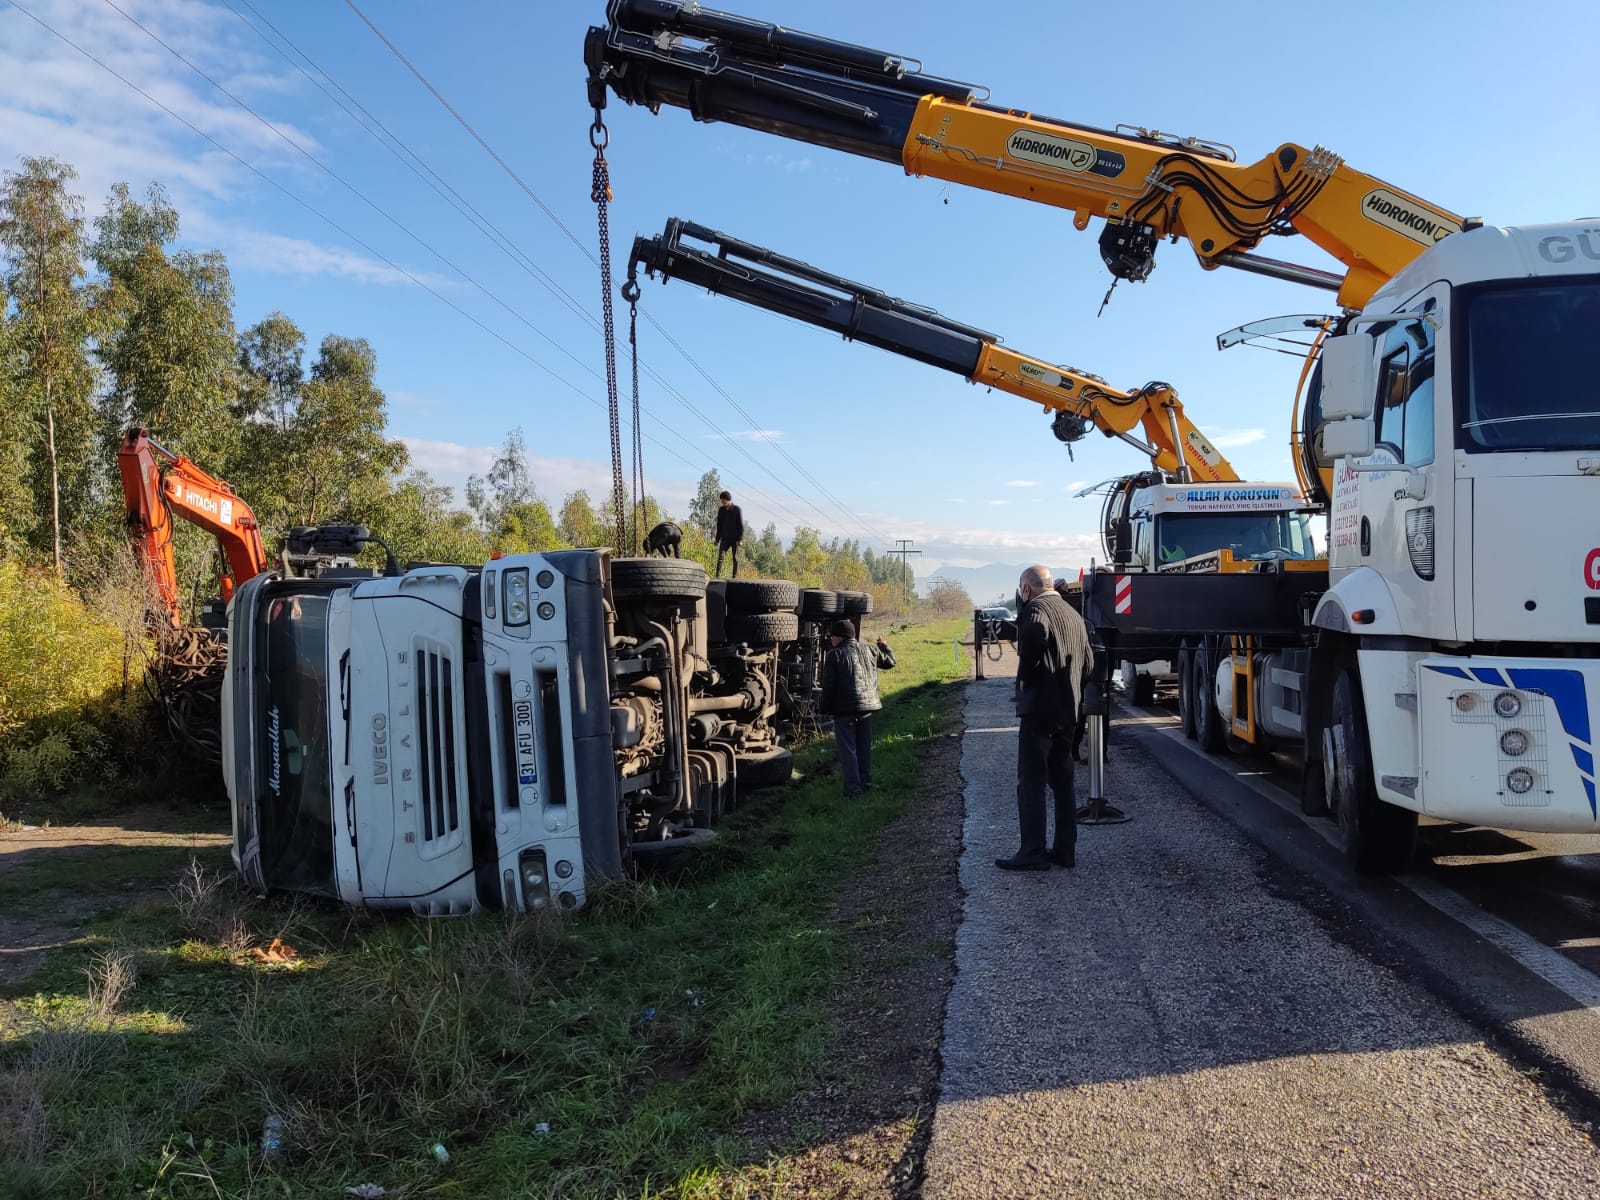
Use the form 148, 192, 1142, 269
997, 565, 1095, 871
820, 618, 896, 797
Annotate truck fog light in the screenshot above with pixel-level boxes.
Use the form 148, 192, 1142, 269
519, 848, 551, 909
536, 569, 555, 589
537, 601, 556, 620
1454, 692, 1479, 714
554, 859, 574, 879
1506, 767, 1536, 795
1499, 729, 1530, 757
1493, 690, 1522, 719
504, 568, 531, 627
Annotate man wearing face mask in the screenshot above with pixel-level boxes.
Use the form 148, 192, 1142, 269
996, 564, 1095, 871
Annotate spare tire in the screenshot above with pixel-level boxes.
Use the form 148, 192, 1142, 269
724, 610, 800, 644
799, 589, 840, 618
610, 558, 707, 602
836, 590, 873, 615
724, 578, 800, 613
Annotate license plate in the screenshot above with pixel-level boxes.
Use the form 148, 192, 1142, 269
514, 699, 537, 785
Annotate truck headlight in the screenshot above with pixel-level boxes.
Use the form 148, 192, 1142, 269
1499, 729, 1530, 757
1506, 767, 1536, 795
1493, 691, 1522, 719
504, 568, 530, 627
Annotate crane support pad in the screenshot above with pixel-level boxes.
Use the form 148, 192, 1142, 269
1083, 569, 1324, 639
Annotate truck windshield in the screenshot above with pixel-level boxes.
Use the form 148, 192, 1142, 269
1461, 278, 1600, 453
255, 592, 336, 895
1155, 512, 1316, 565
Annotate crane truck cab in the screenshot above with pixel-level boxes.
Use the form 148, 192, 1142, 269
222, 547, 725, 914
1309, 221, 1600, 857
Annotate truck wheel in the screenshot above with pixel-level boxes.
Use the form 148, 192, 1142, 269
724, 611, 800, 644
724, 579, 799, 612
836, 590, 873, 616
611, 558, 707, 603
1327, 667, 1418, 874
736, 746, 794, 791
1194, 647, 1228, 755
1178, 647, 1198, 740
799, 589, 839, 618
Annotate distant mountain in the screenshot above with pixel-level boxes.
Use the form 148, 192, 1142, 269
924, 561, 1087, 608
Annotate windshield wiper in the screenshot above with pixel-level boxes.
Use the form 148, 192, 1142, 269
1463, 411, 1600, 428
339, 649, 352, 766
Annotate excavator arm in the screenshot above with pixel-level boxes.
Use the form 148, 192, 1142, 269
629, 218, 1237, 482
587, 1, 1465, 309
117, 428, 269, 629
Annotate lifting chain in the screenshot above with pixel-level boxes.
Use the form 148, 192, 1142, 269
590, 114, 629, 552
623, 279, 645, 556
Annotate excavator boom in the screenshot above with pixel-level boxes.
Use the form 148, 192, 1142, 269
588, 1, 1464, 308
629, 218, 1236, 482
117, 428, 269, 628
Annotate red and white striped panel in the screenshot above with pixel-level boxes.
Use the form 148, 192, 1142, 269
1114, 575, 1132, 615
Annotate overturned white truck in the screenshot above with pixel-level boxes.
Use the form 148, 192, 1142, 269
222, 547, 814, 914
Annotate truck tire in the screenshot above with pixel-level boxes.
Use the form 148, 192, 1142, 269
799, 589, 840, 618
611, 558, 707, 602
736, 746, 794, 790
836, 590, 873, 615
1178, 647, 1198, 740
724, 579, 800, 612
1194, 647, 1229, 755
724, 611, 800, 644
1327, 668, 1418, 874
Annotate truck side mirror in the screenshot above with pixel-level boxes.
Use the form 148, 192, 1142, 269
1113, 517, 1133, 566
1321, 417, 1376, 461
1318, 334, 1376, 421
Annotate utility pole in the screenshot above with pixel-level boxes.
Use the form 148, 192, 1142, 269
884, 539, 922, 606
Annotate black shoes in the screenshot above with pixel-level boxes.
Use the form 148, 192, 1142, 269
994, 852, 1052, 871
1048, 847, 1076, 869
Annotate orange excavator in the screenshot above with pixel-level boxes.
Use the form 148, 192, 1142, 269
116, 427, 269, 631
117, 428, 269, 762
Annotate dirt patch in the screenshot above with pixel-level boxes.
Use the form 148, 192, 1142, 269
727, 724, 966, 1198
0, 804, 228, 988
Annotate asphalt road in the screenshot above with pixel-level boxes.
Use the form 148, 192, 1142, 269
921, 669, 1600, 1199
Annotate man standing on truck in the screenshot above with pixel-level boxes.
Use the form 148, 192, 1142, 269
819, 618, 895, 797
714, 491, 745, 577
997, 565, 1094, 871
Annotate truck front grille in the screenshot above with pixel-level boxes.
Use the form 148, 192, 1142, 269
415, 648, 461, 842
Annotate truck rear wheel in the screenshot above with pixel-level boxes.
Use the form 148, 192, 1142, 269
1194, 647, 1228, 755
736, 745, 794, 791
1178, 647, 1197, 740
611, 558, 707, 603
724, 611, 800, 644
799, 589, 839, 618
836, 590, 873, 616
1327, 668, 1418, 874
724, 579, 799, 612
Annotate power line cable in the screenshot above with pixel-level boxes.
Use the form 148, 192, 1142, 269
0, 0, 823, 533
81, 0, 829, 536
341, 0, 888, 547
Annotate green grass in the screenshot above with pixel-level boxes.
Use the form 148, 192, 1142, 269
0, 619, 971, 1200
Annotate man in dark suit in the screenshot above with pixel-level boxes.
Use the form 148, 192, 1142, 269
997, 565, 1096, 871
714, 491, 745, 578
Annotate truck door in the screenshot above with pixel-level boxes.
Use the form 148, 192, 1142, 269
1359, 288, 1454, 640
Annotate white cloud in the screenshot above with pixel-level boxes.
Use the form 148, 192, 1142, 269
1064, 479, 1089, 492
1004, 479, 1038, 488
708, 429, 786, 443
1209, 428, 1268, 449
989, 499, 1009, 506
192, 222, 449, 287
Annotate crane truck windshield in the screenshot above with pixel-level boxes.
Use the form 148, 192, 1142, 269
251, 592, 336, 895
1461, 278, 1600, 453
1156, 512, 1317, 565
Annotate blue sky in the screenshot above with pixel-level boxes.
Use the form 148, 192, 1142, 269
2, 0, 1594, 575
